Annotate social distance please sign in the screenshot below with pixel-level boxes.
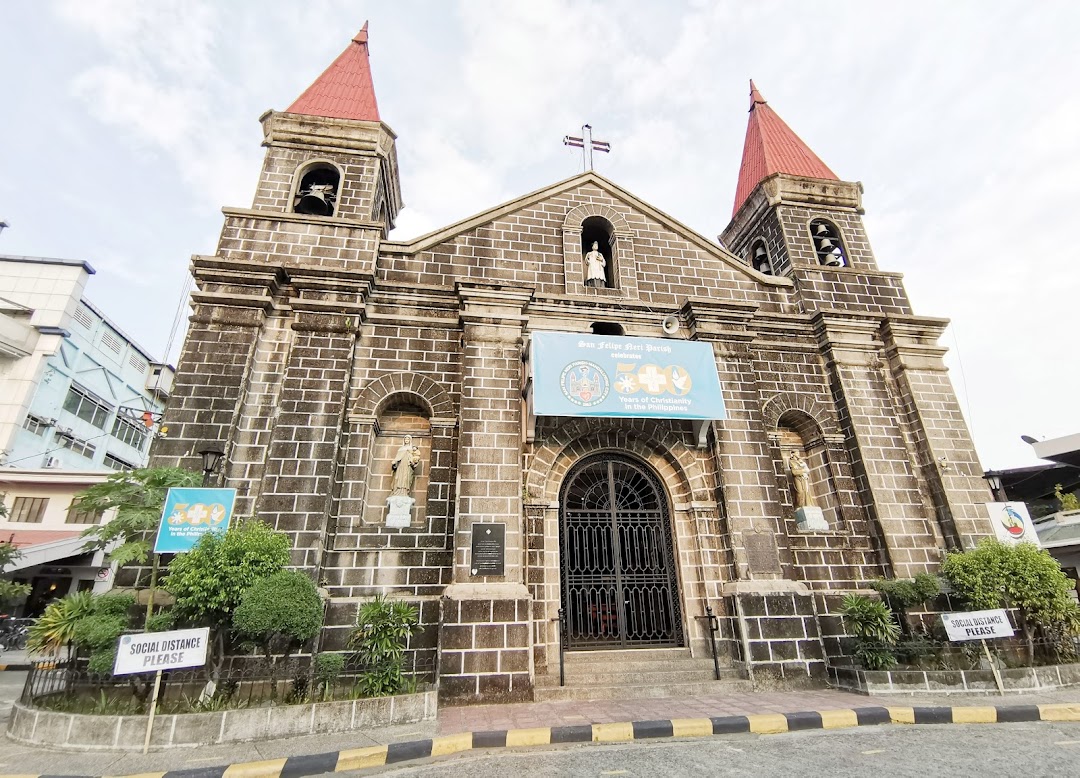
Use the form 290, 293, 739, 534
941, 609, 1015, 642
531, 333, 727, 421
113, 627, 210, 675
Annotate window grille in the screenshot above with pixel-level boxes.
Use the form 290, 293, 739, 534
103, 453, 134, 472
62, 385, 112, 429
66, 503, 103, 524
10, 497, 48, 523
101, 329, 123, 354
22, 415, 50, 436
57, 431, 96, 458
111, 415, 148, 451
72, 305, 94, 329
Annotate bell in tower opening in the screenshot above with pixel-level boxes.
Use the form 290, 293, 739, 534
294, 163, 341, 216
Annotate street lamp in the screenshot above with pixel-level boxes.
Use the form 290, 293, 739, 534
197, 443, 225, 487
0, 220, 9, 237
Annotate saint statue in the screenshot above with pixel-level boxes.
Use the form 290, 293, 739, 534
390, 435, 421, 496
787, 452, 816, 509
584, 241, 607, 287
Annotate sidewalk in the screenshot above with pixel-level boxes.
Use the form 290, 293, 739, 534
0, 681, 1078, 777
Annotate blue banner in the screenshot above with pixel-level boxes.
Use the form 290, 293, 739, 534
531, 333, 727, 420
154, 488, 237, 553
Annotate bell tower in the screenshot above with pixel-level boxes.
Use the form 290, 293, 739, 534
721, 81, 877, 286
250, 22, 402, 236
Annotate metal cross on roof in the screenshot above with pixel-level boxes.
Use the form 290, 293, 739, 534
563, 124, 611, 171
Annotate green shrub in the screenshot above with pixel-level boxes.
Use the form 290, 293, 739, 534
839, 594, 900, 671
314, 652, 346, 701
349, 594, 419, 698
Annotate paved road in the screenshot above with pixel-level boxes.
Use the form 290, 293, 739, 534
369, 721, 1080, 777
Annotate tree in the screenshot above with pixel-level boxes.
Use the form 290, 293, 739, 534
74, 466, 201, 569
942, 539, 1078, 657
164, 519, 290, 683
0, 539, 30, 612
233, 571, 323, 700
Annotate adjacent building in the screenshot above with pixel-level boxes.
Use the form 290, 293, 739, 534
152, 26, 997, 703
0, 254, 173, 611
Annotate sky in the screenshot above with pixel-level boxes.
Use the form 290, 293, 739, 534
1, 1, 1077, 472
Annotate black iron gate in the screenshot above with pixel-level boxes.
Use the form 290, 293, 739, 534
559, 454, 683, 650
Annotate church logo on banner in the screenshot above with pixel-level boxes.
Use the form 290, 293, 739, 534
561, 361, 610, 407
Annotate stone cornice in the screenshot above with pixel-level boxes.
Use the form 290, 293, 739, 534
221, 206, 384, 232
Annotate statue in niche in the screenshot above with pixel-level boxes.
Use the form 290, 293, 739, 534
787, 452, 817, 509
584, 241, 607, 287
385, 434, 421, 529
390, 434, 421, 495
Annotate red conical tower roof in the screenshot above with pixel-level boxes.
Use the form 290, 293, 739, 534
731, 81, 837, 216
287, 23, 381, 122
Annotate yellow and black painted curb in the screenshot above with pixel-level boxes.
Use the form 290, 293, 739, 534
11, 703, 1080, 778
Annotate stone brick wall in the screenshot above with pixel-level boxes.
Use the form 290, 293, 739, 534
728, 591, 826, 681
439, 599, 532, 704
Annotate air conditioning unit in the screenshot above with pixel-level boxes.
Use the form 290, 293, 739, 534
44, 456, 62, 468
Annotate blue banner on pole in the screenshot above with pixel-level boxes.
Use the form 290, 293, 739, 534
531, 333, 727, 420
154, 488, 237, 553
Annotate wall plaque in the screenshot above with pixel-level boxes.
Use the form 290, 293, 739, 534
470, 523, 505, 576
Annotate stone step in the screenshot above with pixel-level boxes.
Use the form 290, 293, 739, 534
535, 666, 741, 687
562, 647, 693, 665
533, 678, 752, 702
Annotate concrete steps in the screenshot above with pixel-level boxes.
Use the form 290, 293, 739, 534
533, 648, 749, 702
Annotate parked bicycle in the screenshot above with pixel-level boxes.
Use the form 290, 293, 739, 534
0, 616, 31, 651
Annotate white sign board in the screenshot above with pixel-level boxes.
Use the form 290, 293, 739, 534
984, 502, 1041, 547
113, 627, 210, 676
941, 609, 1015, 642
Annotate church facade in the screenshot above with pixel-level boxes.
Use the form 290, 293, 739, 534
152, 27, 996, 704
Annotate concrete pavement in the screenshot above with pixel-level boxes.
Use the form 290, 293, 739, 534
0, 669, 1079, 777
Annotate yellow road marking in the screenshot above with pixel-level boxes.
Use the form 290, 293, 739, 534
1040, 704, 1080, 722
671, 718, 713, 738
887, 707, 916, 724
431, 732, 473, 757
747, 713, 789, 734
222, 758, 287, 778
952, 707, 997, 724
593, 722, 635, 742
336, 745, 388, 772
819, 709, 859, 729
862, 749, 886, 755
506, 727, 551, 747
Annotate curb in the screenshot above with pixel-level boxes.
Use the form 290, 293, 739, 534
7, 702, 1080, 778
0, 664, 31, 672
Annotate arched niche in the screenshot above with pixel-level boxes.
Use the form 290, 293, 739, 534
363, 397, 432, 527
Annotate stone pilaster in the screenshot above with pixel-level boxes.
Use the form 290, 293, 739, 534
438, 283, 533, 704
881, 317, 994, 550
255, 275, 364, 570
814, 312, 944, 578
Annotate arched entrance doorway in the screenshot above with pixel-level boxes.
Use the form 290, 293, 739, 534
559, 454, 684, 650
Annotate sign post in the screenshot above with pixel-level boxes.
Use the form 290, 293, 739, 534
941, 609, 1015, 696
113, 627, 210, 753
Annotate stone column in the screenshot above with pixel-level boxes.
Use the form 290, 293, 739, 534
438, 283, 534, 704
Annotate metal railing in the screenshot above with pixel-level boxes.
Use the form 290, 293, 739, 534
695, 604, 721, 681
21, 652, 436, 715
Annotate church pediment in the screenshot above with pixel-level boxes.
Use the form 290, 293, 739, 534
378, 172, 791, 306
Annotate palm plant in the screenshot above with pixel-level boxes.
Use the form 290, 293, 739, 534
26, 590, 94, 657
